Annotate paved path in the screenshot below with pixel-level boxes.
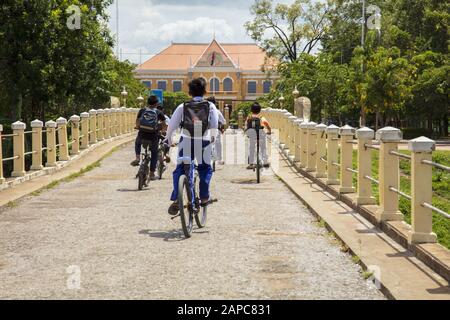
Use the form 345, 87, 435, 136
0, 142, 384, 299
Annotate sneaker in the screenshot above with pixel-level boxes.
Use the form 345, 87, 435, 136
247, 164, 256, 170
168, 201, 179, 216
130, 159, 140, 167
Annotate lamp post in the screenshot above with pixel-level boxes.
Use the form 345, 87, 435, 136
121, 86, 128, 107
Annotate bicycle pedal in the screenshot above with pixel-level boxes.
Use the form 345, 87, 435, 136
170, 214, 181, 220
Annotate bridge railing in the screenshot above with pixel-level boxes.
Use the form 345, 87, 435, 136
262, 108, 449, 245
0, 107, 138, 183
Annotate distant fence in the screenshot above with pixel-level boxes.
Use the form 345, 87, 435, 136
0, 107, 138, 182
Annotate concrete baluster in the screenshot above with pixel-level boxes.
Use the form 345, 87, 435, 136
30, 120, 44, 170
238, 111, 244, 130
326, 125, 340, 185
356, 127, 376, 205
376, 127, 404, 222
45, 121, 57, 167
299, 122, 309, 168
339, 125, 356, 194
306, 122, 318, 172
80, 112, 90, 149
89, 109, 98, 144
104, 109, 111, 139
408, 137, 437, 244
294, 119, 303, 163
224, 107, 230, 130
56, 117, 69, 161
97, 109, 104, 141
11, 121, 26, 177
70, 115, 81, 155
315, 124, 328, 178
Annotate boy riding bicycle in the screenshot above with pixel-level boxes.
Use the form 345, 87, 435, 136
134, 95, 168, 180
246, 102, 272, 170
165, 78, 219, 215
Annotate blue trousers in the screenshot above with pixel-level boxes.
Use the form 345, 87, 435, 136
170, 138, 213, 201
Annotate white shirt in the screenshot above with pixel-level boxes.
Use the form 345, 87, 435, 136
166, 97, 219, 145
217, 109, 226, 125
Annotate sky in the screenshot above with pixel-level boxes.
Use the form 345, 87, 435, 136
106, 0, 293, 64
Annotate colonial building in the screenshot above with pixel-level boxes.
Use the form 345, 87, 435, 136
134, 39, 278, 113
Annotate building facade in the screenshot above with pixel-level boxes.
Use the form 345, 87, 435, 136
134, 39, 278, 113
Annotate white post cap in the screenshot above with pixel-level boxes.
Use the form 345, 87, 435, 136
80, 112, 90, 118
56, 117, 68, 125
356, 127, 375, 140
340, 124, 355, 136
376, 126, 403, 142
307, 121, 318, 129
284, 112, 293, 118
120, 107, 127, 111
96, 109, 105, 114
294, 119, 303, 126
70, 115, 81, 122
315, 124, 327, 132
288, 116, 297, 122
326, 124, 340, 134
104, 108, 112, 113
45, 120, 57, 128
89, 109, 97, 115
12, 121, 26, 130
31, 119, 44, 128
300, 122, 310, 129
408, 136, 436, 153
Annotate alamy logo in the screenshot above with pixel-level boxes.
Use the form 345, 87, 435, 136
366, 5, 381, 31
66, 5, 81, 30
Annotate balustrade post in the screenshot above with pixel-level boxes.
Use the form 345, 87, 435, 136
294, 119, 303, 163
408, 137, 437, 244
70, 115, 80, 155
56, 117, 69, 161
97, 109, 105, 141
128, 108, 134, 132
281, 112, 292, 149
326, 125, 340, 185
0, 125, 4, 183
356, 127, 376, 205
224, 107, 230, 130
299, 122, 309, 168
238, 111, 244, 130
111, 109, 118, 137
89, 109, 98, 144
104, 109, 111, 139
315, 124, 327, 178
306, 122, 318, 172
45, 121, 57, 167
376, 127, 404, 222
30, 120, 44, 170
11, 121, 26, 177
80, 112, 90, 150
339, 125, 356, 194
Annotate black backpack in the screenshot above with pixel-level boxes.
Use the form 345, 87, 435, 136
246, 116, 263, 131
181, 100, 210, 137
139, 108, 159, 133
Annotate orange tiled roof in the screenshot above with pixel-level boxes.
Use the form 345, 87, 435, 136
137, 41, 273, 71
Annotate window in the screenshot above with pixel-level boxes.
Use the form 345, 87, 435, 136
263, 81, 272, 94
223, 78, 233, 92
210, 78, 220, 93
157, 81, 167, 91
247, 81, 257, 94
142, 81, 152, 89
173, 81, 182, 93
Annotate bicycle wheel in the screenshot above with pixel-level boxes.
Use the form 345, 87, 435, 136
157, 152, 164, 180
178, 174, 194, 238
138, 165, 147, 191
194, 175, 207, 228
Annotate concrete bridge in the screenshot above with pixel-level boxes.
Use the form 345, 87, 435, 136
0, 106, 449, 300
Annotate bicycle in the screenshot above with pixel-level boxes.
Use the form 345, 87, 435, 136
156, 140, 169, 180
137, 140, 153, 190
172, 162, 218, 238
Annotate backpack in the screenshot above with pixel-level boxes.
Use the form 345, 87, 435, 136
139, 108, 159, 133
181, 100, 210, 137
246, 115, 263, 131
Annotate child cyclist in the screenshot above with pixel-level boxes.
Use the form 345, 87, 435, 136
245, 102, 272, 170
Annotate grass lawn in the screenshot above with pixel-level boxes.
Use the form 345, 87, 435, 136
349, 150, 450, 249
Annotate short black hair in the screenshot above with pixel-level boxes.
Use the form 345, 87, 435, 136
207, 96, 216, 105
188, 78, 207, 97
251, 102, 262, 114
147, 95, 159, 106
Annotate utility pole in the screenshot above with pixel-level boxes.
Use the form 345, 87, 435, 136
116, 0, 119, 58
